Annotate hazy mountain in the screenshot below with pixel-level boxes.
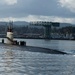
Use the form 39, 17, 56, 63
0, 22, 7, 25
0, 21, 29, 27
59, 23, 74, 28
13, 21, 29, 26
0, 21, 74, 28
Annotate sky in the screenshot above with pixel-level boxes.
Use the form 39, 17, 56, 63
0, 0, 75, 23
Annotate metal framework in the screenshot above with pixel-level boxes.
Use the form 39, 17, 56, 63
30, 21, 60, 39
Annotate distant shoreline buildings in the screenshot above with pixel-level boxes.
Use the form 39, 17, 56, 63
0, 21, 74, 40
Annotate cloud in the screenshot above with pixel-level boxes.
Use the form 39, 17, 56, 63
0, 0, 74, 18
0, 0, 17, 5
24, 15, 75, 24
58, 0, 75, 12
0, 0, 74, 24
0, 15, 75, 24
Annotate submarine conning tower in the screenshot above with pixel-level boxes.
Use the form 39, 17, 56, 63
6, 22, 13, 45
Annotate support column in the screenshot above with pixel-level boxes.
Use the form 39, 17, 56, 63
44, 26, 51, 39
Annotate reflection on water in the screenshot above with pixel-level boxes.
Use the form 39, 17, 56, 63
0, 44, 74, 75
2, 46, 14, 74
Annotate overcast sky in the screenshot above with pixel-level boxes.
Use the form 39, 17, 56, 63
0, 0, 75, 23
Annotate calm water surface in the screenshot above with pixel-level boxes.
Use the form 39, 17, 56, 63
0, 38, 75, 75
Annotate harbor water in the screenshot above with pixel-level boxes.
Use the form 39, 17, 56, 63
0, 38, 75, 75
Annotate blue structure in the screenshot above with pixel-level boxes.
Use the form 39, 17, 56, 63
30, 21, 60, 39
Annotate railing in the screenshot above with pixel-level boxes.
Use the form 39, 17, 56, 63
6, 37, 14, 43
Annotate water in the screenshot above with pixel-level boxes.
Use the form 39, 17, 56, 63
0, 38, 75, 75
